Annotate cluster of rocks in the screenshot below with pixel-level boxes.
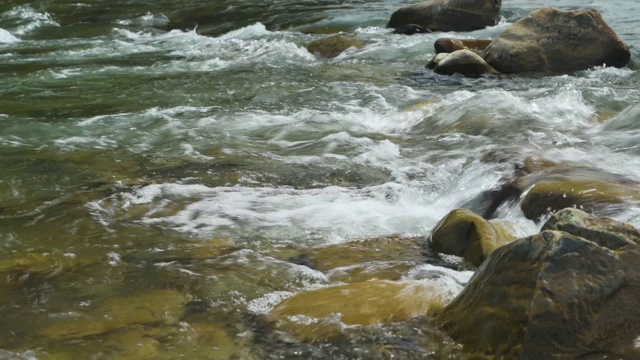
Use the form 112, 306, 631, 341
307, 0, 631, 77
269, 206, 640, 358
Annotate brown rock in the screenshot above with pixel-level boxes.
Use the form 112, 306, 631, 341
305, 35, 364, 59
388, 0, 502, 32
434, 38, 492, 55
432, 49, 499, 77
428, 209, 515, 266
483, 7, 631, 74
437, 209, 640, 359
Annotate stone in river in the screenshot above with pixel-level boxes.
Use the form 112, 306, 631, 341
305, 35, 364, 59
428, 209, 516, 266
41, 289, 192, 340
483, 7, 631, 74
437, 208, 640, 359
434, 38, 492, 55
270, 280, 447, 341
388, 0, 502, 32
431, 49, 499, 77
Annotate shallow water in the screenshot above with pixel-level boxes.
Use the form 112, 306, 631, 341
1, 0, 639, 358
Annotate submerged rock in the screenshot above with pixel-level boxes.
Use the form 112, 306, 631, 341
286, 235, 425, 283
483, 7, 631, 74
41, 289, 192, 340
437, 208, 640, 359
270, 280, 446, 341
431, 49, 498, 77
434, 38, 492, 55
388, 0, 502, 32
305, 35, 364, 59
428, 209, 516, 266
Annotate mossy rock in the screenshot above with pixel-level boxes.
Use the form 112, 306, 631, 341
286, 235, 425, 282
438, 210, 640, 358
521, 179, 640, 220
428, 209, 516, 267
0, 252, 99, 288
270, 280, 446, 342
41, 289, 192, 340
305, 35, 364, 59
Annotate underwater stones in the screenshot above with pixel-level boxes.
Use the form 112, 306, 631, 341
434, 38, 492, 55
41, 289, 192, 340
270, 280, 446, 341
286, 236, 425, 282
387, 0, 502, 32
431, 49, 498, 77
437, 210, 640, 359
305, 35, 364, 58
428, 209, 515, 266
483, 7, 631, 74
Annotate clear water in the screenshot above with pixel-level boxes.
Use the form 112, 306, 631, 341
1, 0, 639, 358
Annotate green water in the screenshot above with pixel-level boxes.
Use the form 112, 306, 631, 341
1, 0, 640, 358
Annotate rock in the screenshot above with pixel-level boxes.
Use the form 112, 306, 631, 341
426, 52, 450, 69
394, 24, 432, 35
432, 49, 499, 77
520, 178, 640, 220
434, 38, 492, 55
388, 0, 502, 32
428, 209, 516, 266
41, 289, 192, 340
437, 209, 640, 359
305, 35, 364, 59
270, 280, 447, 341
286, 236, 425, 283
483, 7, 631, 74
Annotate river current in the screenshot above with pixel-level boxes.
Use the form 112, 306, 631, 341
1, 0, 639, 358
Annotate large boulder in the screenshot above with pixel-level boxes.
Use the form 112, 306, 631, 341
437, 208, 640, 359
483, 7, 631, 74
388, 0, 502, 32
431, 49, 499, 77
428, 209, 516, 266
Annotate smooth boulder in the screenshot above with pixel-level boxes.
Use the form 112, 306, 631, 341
428, 209, 515, 266
431, 49, 498, 77
483, 7, 631, 74
388, 0, 501, 32
437, 208, 640, 359
270, 280, 447, 341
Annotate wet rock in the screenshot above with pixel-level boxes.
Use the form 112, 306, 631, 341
434, 38, 492, 55
428, 209, 516, 266
437, 209, 640, 359
270, 280, 446, 341
286, 236, 425, 283
41, 289, 192, 340
426, 52, 449, 70
393, 24, 432, 35
432, 49, 499, 77
305, 35, 364, 59
0, 252, 99, 288
520, 178, 640, 220
483, 7, 631, 74
388, 0, 502, 32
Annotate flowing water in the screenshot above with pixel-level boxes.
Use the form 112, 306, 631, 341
1, 0, 639, 358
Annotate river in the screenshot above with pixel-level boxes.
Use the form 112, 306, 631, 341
1, 0, 639, 358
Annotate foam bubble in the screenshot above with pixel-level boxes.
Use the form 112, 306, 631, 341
0, 28, 19, 43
